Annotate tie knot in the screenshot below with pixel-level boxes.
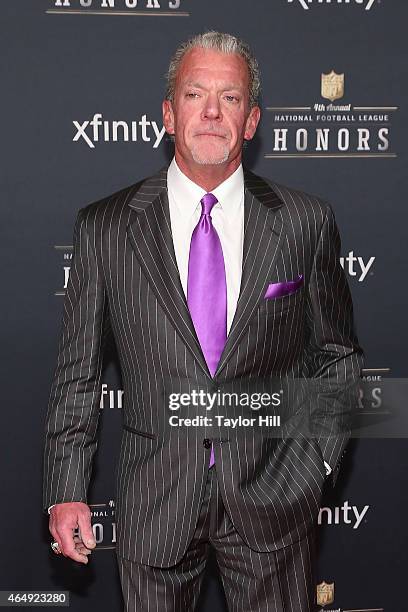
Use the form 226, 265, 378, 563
200, 193, 218, 216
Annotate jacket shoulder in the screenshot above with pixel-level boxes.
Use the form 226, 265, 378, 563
78, 179, 145, 227
269, 177, 332, 218
245, 169, 333, 221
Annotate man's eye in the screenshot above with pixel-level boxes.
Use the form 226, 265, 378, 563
186, 92, 200, 98
224, 95, 239, 103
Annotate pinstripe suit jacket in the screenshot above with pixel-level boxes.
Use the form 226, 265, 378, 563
43, 166, 364, 567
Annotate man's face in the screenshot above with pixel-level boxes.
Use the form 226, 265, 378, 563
163, 48, 260, 170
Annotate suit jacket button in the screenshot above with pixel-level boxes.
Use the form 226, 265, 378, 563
203, 438, 212, 449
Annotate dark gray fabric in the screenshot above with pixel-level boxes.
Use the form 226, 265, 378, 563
43, 166, 364, 568
117, 464, 317, 612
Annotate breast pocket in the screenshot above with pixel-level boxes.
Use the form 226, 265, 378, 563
258, 287, 304, 316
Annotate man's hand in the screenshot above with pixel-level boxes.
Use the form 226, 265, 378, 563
49, 502, 96, 564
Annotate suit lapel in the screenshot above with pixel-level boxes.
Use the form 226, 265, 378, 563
126, 166, 286, 380
126, 168, 211, 378
214, 170, 286, 377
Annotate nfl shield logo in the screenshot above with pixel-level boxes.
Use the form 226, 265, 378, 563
321, 71, 344, 102
316, 581, 335, 607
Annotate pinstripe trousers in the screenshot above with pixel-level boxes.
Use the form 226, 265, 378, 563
116, 464, 318, 612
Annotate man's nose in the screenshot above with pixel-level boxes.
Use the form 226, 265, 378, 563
202, 94, 222, 121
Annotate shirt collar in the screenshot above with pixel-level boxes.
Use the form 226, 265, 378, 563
167, 157, 244, 218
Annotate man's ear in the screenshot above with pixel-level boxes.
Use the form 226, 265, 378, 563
162, 99, 175, 135
244, 105, 261, 141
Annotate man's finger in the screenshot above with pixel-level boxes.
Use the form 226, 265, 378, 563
57, 526, 89, 564
77, 512, 96, 550
73, 536, 93, 555
74, 542, 92, 555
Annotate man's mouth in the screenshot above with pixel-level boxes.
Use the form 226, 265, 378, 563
195, 132, 226, 138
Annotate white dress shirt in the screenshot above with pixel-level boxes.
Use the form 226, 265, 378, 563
167, 157, 244, 334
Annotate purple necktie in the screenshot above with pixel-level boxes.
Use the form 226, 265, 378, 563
187, 193, 227, 468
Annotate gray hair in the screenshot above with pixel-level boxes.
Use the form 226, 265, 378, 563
165, 31, 261, 109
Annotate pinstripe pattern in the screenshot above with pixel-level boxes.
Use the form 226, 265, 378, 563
43, 166, 364, 573
117, 464, 317, 611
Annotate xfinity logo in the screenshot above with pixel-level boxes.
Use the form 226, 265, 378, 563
288, 0, 376, 10
100, 384, 124, 410
319, 501, 369, 529
340, 251, 375, 282
73, 113, 166, 149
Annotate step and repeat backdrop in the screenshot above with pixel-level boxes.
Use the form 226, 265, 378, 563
2, 1, 407, 611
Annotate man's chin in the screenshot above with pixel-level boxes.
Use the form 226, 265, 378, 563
190, 147, 230, 166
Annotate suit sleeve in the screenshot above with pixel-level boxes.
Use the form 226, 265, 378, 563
304, 202, 365, 487
42, 207, 110, 513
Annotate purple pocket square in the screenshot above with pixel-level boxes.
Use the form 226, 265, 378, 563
264, 274, 303, 299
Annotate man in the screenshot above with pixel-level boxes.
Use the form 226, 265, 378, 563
43, 31, 364, 611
